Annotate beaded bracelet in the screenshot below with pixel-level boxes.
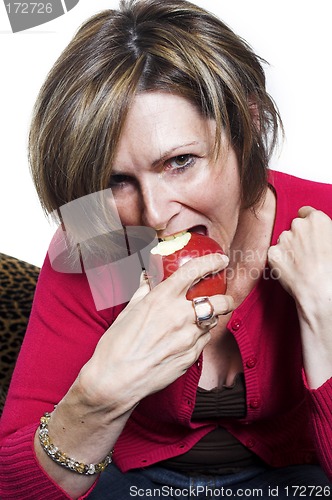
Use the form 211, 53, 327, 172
38, 412, 114, 475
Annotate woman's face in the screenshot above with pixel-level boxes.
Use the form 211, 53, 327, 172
110, 92, 242, 253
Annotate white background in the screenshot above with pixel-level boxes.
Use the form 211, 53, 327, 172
0, 0, 331, 267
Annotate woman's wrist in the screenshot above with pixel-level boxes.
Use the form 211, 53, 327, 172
38, 409, 114, 475
296, 302, 332, 389
76, 359, 142, 418
33, 381, 134, 498
47, 382, 133, 465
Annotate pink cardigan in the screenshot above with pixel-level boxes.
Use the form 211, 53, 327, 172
1, 171, 332, 499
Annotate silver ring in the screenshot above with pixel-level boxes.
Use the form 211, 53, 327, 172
192, 296, 218, 329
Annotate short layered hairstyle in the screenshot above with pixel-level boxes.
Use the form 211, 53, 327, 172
29, 0, 282, 218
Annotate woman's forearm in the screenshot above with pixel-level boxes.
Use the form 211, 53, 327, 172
297, 301, 332, 389
268, 206, 332, 389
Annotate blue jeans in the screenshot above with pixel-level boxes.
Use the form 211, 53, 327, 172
88, 463, 331, 499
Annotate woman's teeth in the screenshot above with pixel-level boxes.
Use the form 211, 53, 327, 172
161, 226, 207, 241
162, 231, 188, 241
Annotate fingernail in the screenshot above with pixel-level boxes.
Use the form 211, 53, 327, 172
140, 270, 148, 284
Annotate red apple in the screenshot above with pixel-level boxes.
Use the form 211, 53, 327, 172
149, 231, 227, 299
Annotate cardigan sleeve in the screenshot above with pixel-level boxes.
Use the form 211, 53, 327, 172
0, 253, 123, 499
305, 376, 332, 480
271, 171, 332, 480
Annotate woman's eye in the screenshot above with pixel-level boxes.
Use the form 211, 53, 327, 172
108, 174, 131, 188
167, 154, 195, 171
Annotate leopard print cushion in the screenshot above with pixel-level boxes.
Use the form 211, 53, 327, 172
0, 253, 40, 414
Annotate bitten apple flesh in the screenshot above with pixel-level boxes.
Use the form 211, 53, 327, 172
149, 232, 227, 299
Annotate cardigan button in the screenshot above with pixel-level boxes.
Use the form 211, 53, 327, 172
246, 438, 255, 448
230, 319, 241, 331
246, 356, 257, 369
249, 398, 261, 409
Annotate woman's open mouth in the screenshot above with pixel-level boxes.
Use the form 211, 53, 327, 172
188, 225, 207, 236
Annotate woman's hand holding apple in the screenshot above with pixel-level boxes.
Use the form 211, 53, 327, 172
80, 249, 232, 414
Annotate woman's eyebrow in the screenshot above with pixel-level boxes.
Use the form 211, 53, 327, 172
151, 141, 199, 168
111, 141, 201, 174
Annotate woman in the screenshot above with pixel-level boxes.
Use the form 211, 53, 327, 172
0, 0, 331, 498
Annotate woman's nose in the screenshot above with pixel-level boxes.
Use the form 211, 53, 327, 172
141, 181, 179, 232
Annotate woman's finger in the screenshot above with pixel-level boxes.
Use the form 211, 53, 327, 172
184, 293, 234, 334
210, 293, 235, 317
297, 205, 316, 218
161, 253, 229, 297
